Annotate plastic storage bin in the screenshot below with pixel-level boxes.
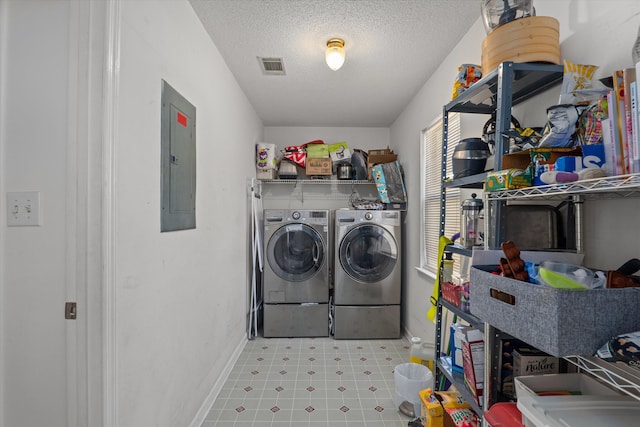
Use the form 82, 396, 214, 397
515, 373, 639, 427
470, 264, 640, 356
538, 261, 596, 289
394, 363, 433, 417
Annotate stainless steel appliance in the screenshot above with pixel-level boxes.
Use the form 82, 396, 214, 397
333, 209, 402, 339
263, 209, 330, 337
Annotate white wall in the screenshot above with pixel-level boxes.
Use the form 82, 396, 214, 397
1, 0, 263, 426
392, 0, 640, 344
114, 1, 262, 426
264, 126, 390, 151
0, 1, 71, 425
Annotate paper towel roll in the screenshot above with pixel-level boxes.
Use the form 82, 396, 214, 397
256, 143, 277, 170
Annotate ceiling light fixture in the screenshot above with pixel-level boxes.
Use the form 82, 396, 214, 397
325, 38, 345, 71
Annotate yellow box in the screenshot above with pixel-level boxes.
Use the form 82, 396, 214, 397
420, 389, 447, 427
485, 168, 531, 192
420, 389, 471, 427
305, 158, 332, 175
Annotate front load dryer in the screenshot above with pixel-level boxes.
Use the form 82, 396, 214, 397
333, 209, 402, 339
263, 209, 330, 337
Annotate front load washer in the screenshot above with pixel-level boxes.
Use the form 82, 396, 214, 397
263, 209, 329, 337
333, 209, 402, 339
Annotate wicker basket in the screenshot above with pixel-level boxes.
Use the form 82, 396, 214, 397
481, 16, 561, 74
441, 281, 462, 307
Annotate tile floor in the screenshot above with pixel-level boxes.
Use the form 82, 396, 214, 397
201, 336, 416, 427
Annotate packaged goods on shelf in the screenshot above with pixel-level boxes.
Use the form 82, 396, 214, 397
306, 143, 329, 158
512, 347, 559, 378
305, 158, 332, 176
470, 250, 640, 357
372, 161, 407, 203
596, 330, 640, 369
256, 142, 277, 170
442, 281, 462, 307
367, 148, 397, 180
461, 327, 484, 407
328, 142, 351, 163
501, 147, 583, 186
450, 323, 470, 373
256, 168, 277, 179
485, 168, 531, 191
419, 388, 480, 427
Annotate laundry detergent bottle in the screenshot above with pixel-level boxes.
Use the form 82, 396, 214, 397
409, 337, 434, 372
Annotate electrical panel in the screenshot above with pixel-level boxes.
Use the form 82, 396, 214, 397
161, 80, 196, 232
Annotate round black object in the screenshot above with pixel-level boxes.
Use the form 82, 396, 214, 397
452, 138, 491, 179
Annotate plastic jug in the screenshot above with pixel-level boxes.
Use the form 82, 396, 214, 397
409, 337, 434, 372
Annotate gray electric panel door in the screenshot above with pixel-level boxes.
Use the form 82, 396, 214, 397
161, 80, 196, 232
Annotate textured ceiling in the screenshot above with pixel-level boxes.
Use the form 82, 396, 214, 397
188, 0, 480, 127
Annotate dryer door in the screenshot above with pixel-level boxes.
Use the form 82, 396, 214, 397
339, 224, 397, 283
267, 223, 325, 282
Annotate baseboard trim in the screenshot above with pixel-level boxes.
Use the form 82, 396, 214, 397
189, 335, 248, 427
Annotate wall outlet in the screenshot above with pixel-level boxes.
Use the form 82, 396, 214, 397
6, 191, 42, 226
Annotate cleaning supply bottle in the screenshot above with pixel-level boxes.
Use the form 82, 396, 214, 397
442, 251, 454, 283
409, 337, 434, 372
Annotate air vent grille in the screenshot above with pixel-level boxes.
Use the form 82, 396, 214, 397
258, 57, 286, 75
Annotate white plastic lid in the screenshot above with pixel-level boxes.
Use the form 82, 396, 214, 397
411, 337, 421, 344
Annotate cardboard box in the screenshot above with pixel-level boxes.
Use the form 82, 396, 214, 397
579, 143, 607, 171
329, 142, 351, 163
485, 168, 531, 192
499, 346, 559, 398
461, 327, 484, 407
513, 348, 559, 378
469, 250, 640, 357
420, 389, 454, 427
450, 323, 469, 372
306, 143, 329, 158
420, 389, 477, 427
530, 147, 583, 185
367, 148, 398, 180
502, 147, 582, 186
305, 158, 332, 175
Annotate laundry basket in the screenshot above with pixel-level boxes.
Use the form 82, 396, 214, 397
394, 362, 433, 416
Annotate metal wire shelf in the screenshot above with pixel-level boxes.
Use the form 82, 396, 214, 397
259, 179, 374, 185
564, 355, 640, 401
485, 173, 640, 201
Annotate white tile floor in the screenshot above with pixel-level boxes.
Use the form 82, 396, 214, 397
201, 336, 415, 427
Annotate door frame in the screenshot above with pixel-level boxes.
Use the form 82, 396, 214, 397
67, 0, 120, 425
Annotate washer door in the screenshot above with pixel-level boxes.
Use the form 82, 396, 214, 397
267, 223, 325, 282
339, 224, 397, 283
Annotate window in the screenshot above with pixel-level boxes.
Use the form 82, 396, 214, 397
421, 113, 461, 276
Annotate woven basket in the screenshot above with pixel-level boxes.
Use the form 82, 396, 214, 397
481, 16, 561, 74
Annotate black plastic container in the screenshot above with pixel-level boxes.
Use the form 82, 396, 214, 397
452, 138, 491, 179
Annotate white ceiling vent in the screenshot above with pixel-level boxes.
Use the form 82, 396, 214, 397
258, 57, 286, 75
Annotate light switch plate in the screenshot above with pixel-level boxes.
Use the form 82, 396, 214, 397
7, 191, 42, 226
